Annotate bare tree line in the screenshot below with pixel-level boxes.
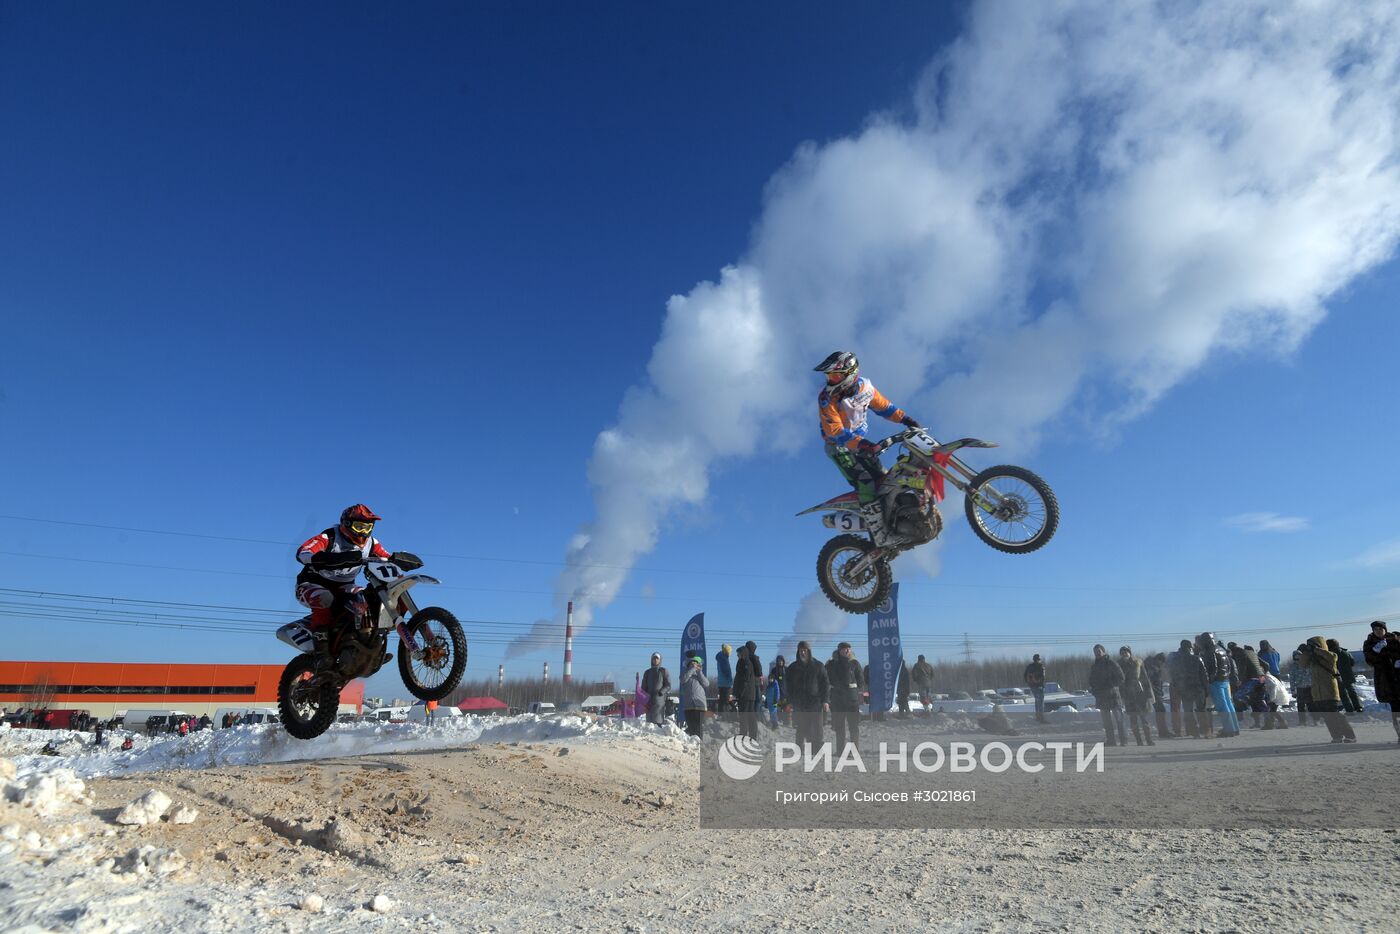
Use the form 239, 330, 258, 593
433, 640, 1307, 711
441, 677, 622, 711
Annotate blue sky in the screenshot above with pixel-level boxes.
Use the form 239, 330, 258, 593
4, 1, 1400, 697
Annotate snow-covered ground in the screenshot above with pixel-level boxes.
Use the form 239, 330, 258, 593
3, 713, 1397, 932
0, 713, 693, 781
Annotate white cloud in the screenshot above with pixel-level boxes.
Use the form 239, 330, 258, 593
1353, 539, 1400, 569
509, 0, 1400, 655
1224, 512, 1309, 534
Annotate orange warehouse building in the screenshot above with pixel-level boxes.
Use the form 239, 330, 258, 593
0, 660, 364, 719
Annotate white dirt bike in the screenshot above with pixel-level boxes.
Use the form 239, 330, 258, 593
275, 551, 466, 739
798, 428, 1059, 613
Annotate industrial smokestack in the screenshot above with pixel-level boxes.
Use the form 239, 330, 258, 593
543, 661, 549, 683
497, 664, 504, 692
563, 601, 574, 685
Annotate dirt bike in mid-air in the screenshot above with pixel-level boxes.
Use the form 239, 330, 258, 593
799, 428, 1059, 613
275, 551, 467, 739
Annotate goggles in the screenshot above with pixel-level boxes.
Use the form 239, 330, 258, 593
347, 521, 375, 536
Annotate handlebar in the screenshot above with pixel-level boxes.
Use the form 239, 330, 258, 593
311, 551, 422, 571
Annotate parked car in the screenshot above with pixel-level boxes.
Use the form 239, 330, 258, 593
579, 695, 618, 714
4, 709, 39, 728
527, 702, 556, 715
25, 709, 91, 730
137, 710, 193, 734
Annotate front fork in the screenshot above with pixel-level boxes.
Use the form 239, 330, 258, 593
395, 621, 421, 655
933, 453, 1005, 514
391, 591, 423, 655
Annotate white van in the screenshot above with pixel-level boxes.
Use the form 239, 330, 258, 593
406, 705, 461, 724
527, 702, 556, 715
135, 709, 193, 732
368, 706, 411, 723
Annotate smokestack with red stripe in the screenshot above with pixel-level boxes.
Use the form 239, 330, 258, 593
563, 601, 575, 685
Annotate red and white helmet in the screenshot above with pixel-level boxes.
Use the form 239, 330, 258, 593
814, 350, 860, 396
339, 503, 382, 546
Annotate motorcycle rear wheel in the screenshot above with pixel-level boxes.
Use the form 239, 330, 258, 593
277, 654, 339, 740
816, 533, 892, 614
399, 607, 467, 702
964, 464, 1059, 554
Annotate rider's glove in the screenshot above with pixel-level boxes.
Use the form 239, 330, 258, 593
901, 416, 921, 429
856, 439, 881, 455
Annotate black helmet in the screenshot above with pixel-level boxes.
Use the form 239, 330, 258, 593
814, 351, 859, 396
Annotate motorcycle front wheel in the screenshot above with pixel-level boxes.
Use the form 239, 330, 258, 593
277, 654, 339, 740
964, 465, 1059, 554
816, 534, 892, 614
399, 607, 467, 702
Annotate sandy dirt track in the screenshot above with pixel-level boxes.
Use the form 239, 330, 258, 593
2, 719, 1397, 932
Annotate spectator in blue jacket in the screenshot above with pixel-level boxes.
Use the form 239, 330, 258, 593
715, 644, 734, 715
1258, 640, 1281, 677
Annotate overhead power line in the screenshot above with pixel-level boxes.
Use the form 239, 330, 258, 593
0, 549, 1378, 614
0, 512, 1383, 594
0, 588, 1394, 656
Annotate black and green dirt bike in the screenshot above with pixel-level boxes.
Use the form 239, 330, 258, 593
799, 428, 1059, 613
275, 551, 466, 739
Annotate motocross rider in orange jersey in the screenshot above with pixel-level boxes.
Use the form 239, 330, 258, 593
814, 351, 922, 534
295, 504, 391, 638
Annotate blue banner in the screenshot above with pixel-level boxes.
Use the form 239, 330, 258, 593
679, 613, 706, 727
680, 612, 707, 676
867, 583, 902, 713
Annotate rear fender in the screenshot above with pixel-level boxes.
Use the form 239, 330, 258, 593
277, 621, 316, 655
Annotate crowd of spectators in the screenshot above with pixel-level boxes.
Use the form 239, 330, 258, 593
639, 619, 1400, 751
1064, 624, 1400, 747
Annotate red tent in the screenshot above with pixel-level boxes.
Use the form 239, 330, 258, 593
456, 696, 508, 714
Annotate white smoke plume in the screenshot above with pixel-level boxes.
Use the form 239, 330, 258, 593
777, 591, 853, 663
508, 0, 1400, 657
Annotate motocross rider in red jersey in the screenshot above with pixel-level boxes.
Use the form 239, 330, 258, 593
295, 504, 391, 638
813, 351, 923, 534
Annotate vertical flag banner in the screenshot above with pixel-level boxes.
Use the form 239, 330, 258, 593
867, 583, 902, 714
680, 613, 707, 676
631, 671, 645, 719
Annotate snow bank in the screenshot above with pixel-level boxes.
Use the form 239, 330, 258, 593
1, 715, 693, 781
3, 768, 88, 817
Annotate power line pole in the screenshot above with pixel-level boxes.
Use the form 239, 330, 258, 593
961, 633, 975, 662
